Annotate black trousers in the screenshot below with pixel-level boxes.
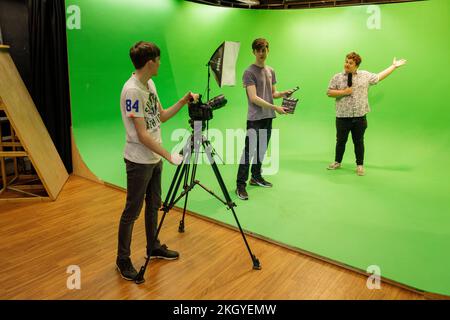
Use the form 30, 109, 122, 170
117, 159, 163, 259
236, 118, 273, 187
335, 116, 368, 166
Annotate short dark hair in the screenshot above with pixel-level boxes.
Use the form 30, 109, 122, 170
252, 38, 269, 51
129, 41, 160, 69
346, 52, 362, 66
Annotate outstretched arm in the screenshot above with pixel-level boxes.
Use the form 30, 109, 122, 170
378, 57, 407, 82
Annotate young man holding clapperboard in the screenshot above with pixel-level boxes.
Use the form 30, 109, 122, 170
236, 38, 295, 201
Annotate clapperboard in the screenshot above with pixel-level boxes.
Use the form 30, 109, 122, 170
282, 97, 299, 114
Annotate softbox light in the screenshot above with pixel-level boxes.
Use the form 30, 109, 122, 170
209, 41, 240, 87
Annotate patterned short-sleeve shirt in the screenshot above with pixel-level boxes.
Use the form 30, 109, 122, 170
328, 70, 379, 118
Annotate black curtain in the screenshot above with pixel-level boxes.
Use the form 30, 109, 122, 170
0, 0, 31, 89
28, 0, 72, 173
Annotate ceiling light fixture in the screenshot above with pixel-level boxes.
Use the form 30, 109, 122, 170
237, 0, 260, 5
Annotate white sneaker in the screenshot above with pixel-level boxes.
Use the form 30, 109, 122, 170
356, 165, 365, 176
327, 162, 341, 170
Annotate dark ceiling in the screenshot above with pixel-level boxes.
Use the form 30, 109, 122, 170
186, 0, 423, 9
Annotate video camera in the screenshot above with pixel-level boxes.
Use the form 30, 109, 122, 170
188, 94, 227, 122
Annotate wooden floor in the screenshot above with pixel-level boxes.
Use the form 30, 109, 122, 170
0, 175, 424, 300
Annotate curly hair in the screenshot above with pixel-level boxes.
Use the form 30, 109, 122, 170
346, 52, 362, 66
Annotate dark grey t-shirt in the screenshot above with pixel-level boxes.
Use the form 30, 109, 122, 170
243, 64, 277, 121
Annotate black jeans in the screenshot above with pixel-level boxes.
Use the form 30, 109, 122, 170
236, 118, 273, 187
335, 116, 368, 166
117, 159, 163, 259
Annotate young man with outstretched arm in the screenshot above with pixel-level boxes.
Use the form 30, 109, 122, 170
327, 52, 406, 176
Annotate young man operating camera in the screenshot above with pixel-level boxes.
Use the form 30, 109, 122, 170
116, 41, 197, 281
236, 38, 293, 201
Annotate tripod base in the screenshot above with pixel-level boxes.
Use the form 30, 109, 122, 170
252, 255, 261, 270
178, 220, 185, 233
135, 266, 146, 284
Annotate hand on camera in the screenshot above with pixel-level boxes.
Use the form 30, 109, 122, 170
183, 92, 199, 105
169, 153, 183, 166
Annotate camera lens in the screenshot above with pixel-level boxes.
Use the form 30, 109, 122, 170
208, 94, 227, 110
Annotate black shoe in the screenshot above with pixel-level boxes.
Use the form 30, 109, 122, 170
147, 244, 179, 260
236, 185, 248, 200
116, 257, 138, 281
249, 176, 273, 188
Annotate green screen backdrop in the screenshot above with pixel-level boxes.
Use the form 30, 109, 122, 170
66, 0, 450, 295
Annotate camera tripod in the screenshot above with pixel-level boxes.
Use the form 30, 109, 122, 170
135, 120, 261, 284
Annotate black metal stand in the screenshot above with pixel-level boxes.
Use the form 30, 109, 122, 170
135, 121, 261, 284
207, 61, 211, 101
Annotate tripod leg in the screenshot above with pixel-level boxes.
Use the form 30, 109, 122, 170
162, 140, 191, 210
178, 162, 190, 233
203, 140, 261, 270
179, 140, 200, 233
162, 161, 184, 210
166, 164, 188, 212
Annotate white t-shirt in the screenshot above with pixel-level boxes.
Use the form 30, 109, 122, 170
120, 74, 162, 164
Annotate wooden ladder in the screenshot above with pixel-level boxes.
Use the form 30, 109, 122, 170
0, 45, 68, 202
0, 98, 47, 200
